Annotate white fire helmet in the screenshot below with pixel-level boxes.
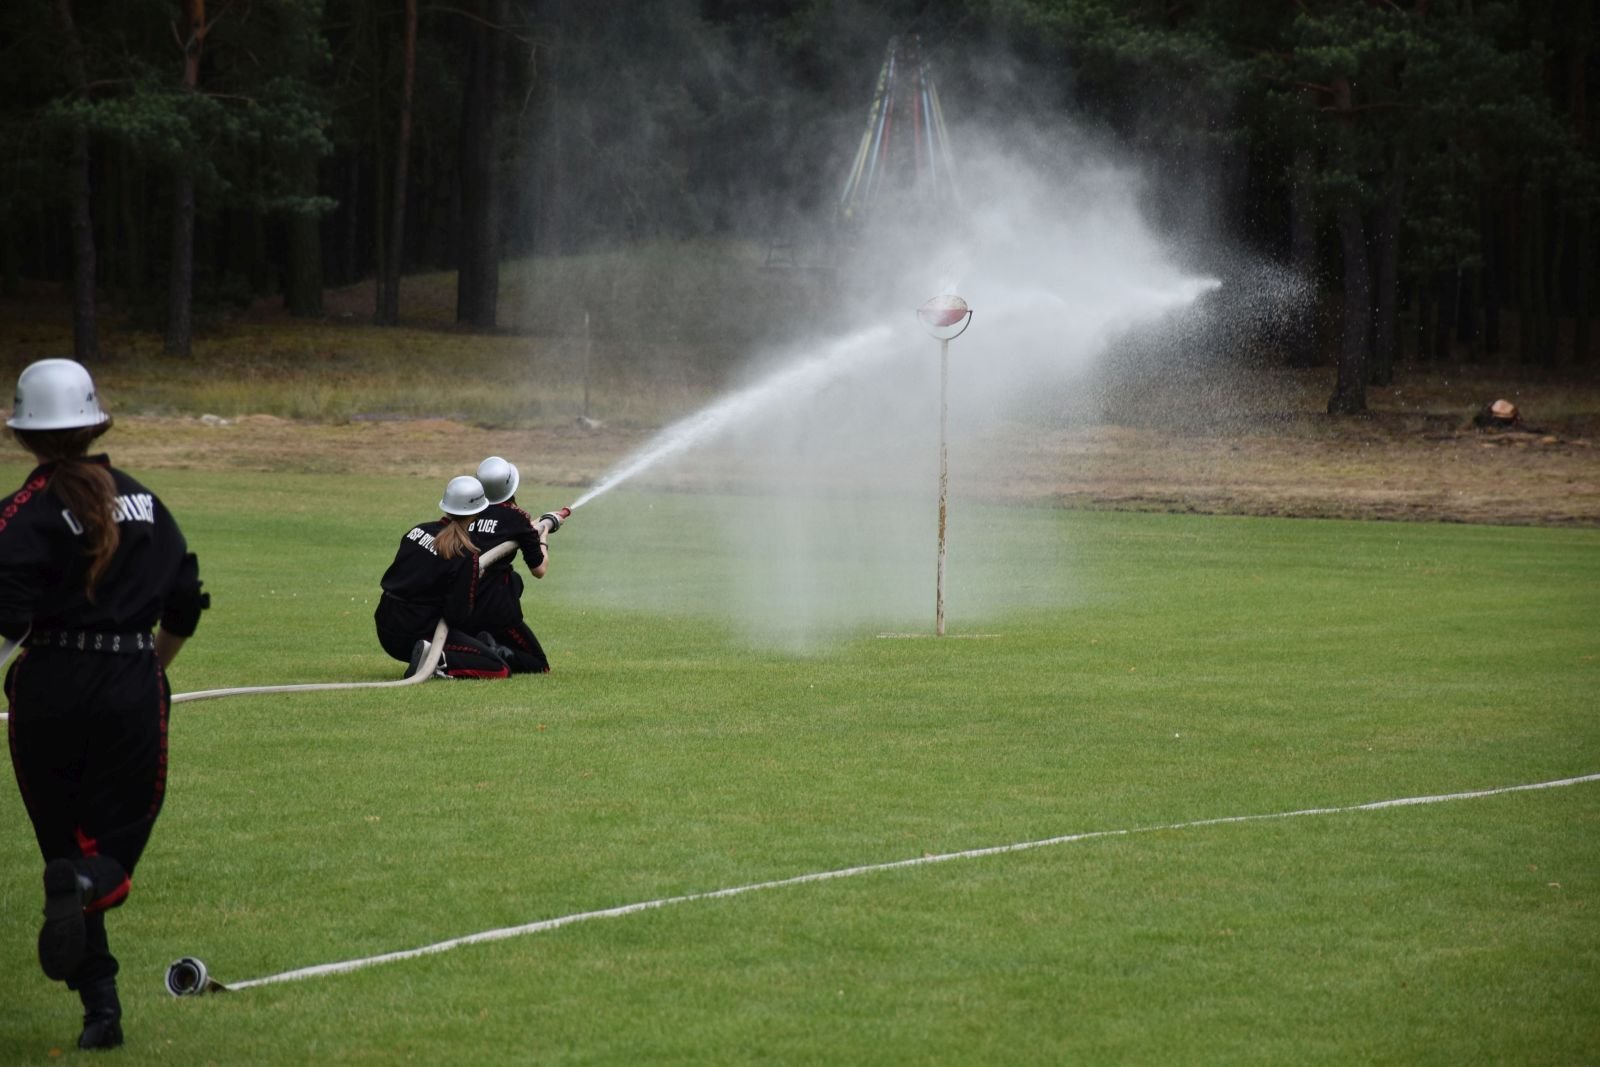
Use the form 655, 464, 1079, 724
439, 475, 489, 517
7, 358, 110, 430
476, 455, 519, 504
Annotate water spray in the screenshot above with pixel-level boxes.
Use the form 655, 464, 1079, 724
564, 325, 896, 512
917, 294, 972, 637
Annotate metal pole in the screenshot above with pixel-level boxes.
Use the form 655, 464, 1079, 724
936, 335, 949, 637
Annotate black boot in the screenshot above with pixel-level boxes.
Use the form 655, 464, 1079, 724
77, 977, 123, 1050
39, 858, 91, 981
405, 638, 432, 679
477, 632, 517, 663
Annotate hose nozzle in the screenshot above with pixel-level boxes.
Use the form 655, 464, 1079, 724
538, 507, 571, 535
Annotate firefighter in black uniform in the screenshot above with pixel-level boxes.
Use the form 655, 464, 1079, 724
467, 455, 560, 673
374, 475, 513, 679
2, 358, 209, 1051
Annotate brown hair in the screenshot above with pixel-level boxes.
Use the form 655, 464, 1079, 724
12, 421, 118, 596
435, 515, 479, 561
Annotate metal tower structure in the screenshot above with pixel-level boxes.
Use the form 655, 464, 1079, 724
838, 35, 961, 227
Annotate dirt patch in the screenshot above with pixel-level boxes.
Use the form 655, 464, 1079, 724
99, 408, 1600, 527
6, 286, 1595, 526
973, 421, 1598, 526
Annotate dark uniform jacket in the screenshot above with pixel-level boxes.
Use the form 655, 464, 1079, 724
374, 519, 487, 642
467, 502, 545, 573
464, 503, 545, 630
0, 457, 204, 643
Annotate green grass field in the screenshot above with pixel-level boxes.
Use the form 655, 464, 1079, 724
2, 465, 1597, 1064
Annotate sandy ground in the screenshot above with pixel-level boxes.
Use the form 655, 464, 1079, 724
99, 409, 1600, 528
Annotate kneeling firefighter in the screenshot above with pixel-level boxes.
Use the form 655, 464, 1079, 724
373, 475, 514, 679
464, 455, 568, 674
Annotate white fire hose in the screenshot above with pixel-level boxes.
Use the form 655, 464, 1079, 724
171, 537, 519, 704
0, 536, 530, 717
166, 613, 455, 705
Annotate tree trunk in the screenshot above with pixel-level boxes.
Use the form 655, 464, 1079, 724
0, 214, 17, 297
1568, 25, 1593, 367
1434, 271, 1457, 363
1329, 197, 1371, 414
1516, 184, 1555, 366
377, 0, 417, 325
94, 138, 116, 310
456, 0, 503, 329
1515, 190, 1533, 364
342, 156, 361, 286
1369, 144, 1405, 386
1457, 267, 1481, 357
420, 136, 456, 268
286, 155, 324, 316
369, 0, 389, 319
1571, 34, 1593, 367
55, 0, 99, 362
1414, 279, 1432, 364
66, 125, 100, 362
1482, 191, 1504, 356
165, 0, 207, 357
1286, 142, 1319, 368
1575, 214, 1593, 366
222, 207, 264, 297
166, 171, 196, 356
1327, 78, 1368, 416
119, 144, 145, 307
538, 22, 565, 256
1545, 206, 1567, 369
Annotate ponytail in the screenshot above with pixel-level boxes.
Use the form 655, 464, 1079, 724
11, 422, 118, 597
435, 516, 479, 561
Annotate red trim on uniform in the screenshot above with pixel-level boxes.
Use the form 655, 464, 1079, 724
440, 639, 509, 679
86, 876, 131, 913
6, 676, 32, 815
0, 473, 49, 535
149, 667, 170, 819
449, 666, 511, 679
74, 826, 100, 856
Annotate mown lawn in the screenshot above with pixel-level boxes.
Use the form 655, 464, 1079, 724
1, 466, 1597, 1065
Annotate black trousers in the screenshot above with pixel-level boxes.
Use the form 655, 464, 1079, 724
373, 598, 509, 678
470, 569, 551, 673
6, 647, 169, 988
484, 620, 550, 673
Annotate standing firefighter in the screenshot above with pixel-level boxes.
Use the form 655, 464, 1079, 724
467, 455, 560, 673
2, 358, 209, 1051
374, 475, 514, 679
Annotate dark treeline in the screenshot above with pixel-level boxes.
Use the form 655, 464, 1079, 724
1, 1, 1595, 412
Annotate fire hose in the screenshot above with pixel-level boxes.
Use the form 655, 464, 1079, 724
0, 509, 572, 715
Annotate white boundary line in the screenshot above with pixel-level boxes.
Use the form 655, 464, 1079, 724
224, 772, 1600, 992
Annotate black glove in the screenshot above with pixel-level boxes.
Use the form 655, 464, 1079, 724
539, 511, 564, 534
